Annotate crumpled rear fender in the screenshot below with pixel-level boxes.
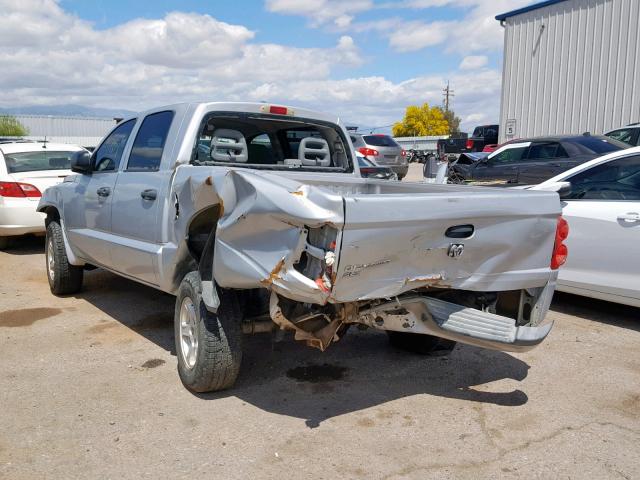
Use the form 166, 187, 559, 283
212, 170, 344, 304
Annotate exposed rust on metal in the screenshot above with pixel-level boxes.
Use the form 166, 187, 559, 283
269, 292, 343, 351
260, 257, 287, 286
290, 189, 305, 196
205, 176, 213, 186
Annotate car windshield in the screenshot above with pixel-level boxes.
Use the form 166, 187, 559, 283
3, 150, 76, 173
363, 135, 399, 148
574, 136, 627, 153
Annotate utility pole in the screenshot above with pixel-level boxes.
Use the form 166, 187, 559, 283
442, 81, 454, 112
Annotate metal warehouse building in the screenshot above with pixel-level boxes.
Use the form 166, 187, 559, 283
496, 0, 640, 142
11, 115, 117, 148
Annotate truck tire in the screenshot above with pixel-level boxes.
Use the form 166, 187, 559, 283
46, 220, 83, 295
174, 272, 243, 392
387, 331, 456, 356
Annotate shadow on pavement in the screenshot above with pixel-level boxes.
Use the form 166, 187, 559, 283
76, 268, 531, 428
551, 291, 640, 332
1, 235, 45, 255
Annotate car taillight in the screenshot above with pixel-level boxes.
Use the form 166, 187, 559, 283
401, 149, 406, 157
0, 181, 42, 198
550, 216, 569, 270
358, 147, 379, 156
465, 139, 474, 150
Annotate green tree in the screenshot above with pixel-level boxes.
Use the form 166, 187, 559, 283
392, 103, 449, 137
440, 108, 461, 135
0, 115, 29, 136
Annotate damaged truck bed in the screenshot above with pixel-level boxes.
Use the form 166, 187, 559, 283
38, 102, 568, 392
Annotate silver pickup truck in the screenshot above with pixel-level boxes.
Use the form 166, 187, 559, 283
38, 102, 568, 392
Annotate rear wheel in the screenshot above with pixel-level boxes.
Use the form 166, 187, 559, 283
175, 272, 243, 392
46, 220, 83, 295
387, 331, 456, 356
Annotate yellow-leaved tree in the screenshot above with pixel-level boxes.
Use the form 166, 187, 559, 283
392, 103, 449, 137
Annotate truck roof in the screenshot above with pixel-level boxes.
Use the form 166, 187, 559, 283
119, 102, 341, 127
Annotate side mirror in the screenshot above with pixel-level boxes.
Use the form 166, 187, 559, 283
71, 150, 92, 174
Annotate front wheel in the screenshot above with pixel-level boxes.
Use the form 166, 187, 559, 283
175, 272, 243, 392
46, 220, 83, 295
387, 331, 456, 356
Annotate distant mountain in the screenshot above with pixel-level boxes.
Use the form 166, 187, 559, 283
0, 104, 136, 118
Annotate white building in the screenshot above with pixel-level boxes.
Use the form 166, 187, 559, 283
496, 0, 640, 142
10, 115, 117, 148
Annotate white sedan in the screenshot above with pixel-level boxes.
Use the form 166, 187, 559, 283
533, 146, 640, 307
0, 141, 86, 248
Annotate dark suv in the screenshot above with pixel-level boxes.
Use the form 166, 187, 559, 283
465, 125, 499, 152
450, 134, 629, 185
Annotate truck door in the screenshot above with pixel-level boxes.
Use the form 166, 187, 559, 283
109, 110, 176, 285
64, 119, 136, 267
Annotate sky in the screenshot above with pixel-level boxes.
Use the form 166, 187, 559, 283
0, 0, 532, 133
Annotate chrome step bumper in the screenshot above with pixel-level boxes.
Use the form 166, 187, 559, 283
358, 296, 553, 353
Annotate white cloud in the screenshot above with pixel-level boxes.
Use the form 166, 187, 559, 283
389, 20, 451, 52
265, 0, 373, 28
459, 55, 488, 70
0, 0, 502, 134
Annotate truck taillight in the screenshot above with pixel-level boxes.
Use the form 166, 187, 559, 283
358, 147, 379, 157
0, 181, 42, 198
550, 216, 569, 270
465, 139, 474, 150
401, 149, 406, 157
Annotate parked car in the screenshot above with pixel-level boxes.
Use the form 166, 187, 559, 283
531, 146, 640, 307
350, 133, 408, 180
465, 124, 499, 152
605, 122, 640, 146
0, 141, 85, 248
39, 102, 565, 392
449, 134, 628, 185
356, 153, 396, 180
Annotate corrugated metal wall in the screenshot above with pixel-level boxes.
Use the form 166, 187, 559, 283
499, 0, 640, 142
11, 115, 117, 147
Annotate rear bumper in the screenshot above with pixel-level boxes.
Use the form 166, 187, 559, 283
358, 295, 553, 353
0, 202, 46, 236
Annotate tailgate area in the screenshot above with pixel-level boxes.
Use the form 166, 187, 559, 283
332, 188, 560, 302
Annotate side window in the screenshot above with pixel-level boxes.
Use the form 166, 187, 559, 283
126, 111, 174, 172
490, 146, 529, 164
606, 129, 635, 145
565, 155, 640, 201
527, 142, 568, 159
92, 119, 135, 172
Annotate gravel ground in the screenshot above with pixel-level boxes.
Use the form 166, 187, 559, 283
1, 224, 639, 479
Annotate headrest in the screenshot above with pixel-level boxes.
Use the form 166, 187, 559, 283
210, 129, 248, 163
298, 137, 330, 167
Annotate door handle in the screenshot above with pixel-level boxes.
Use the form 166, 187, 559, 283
617, 212, 640, 222
96, 187, 111, 197
140, 189, 157, 201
